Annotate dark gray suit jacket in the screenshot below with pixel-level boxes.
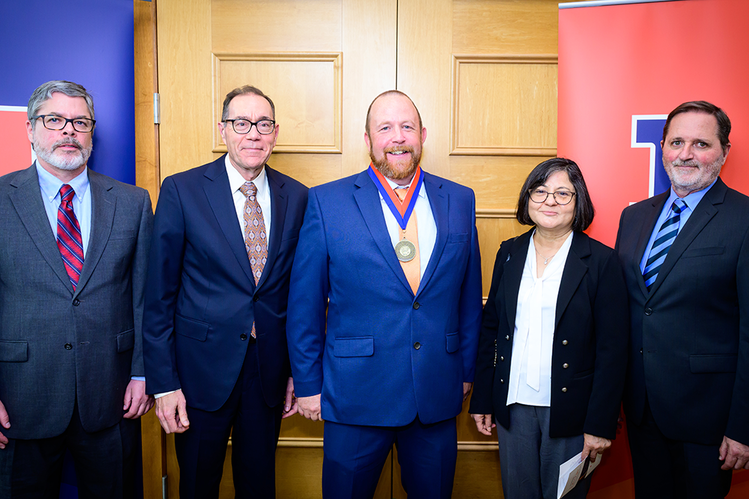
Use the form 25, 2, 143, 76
0, 165, 153, 439
615, 177, 749, 446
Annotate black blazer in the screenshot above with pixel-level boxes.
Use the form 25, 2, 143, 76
615, 177, 749, 446
470, 230, 629, 439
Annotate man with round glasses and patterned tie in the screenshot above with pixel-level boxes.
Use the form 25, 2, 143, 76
143, 85, 308, 498
616, 101, 749, 498
0, 80, 154, 497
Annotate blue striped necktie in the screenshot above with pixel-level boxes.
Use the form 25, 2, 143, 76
643, 198, 687, 291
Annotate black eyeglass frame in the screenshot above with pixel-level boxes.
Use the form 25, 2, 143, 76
223, 119, 276, 135
32, 115, 96, 133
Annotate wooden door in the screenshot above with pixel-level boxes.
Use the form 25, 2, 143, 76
151, 0, 564, 496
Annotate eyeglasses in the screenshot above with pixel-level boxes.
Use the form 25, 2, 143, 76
32, 115, 95, 133
529, 188, 576, 205
224, 119, 276, 135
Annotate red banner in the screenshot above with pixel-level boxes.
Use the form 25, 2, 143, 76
559, 0, 749, 497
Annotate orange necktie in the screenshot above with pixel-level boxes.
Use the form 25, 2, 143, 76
395, 188, 420, 294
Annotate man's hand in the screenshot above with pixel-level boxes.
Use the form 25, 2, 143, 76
282, 377, 298, 419
471, 414, 495, 436
297, 394, 322, 421
123, 379, 155, 419
0, 399, 9, 450
155, 389, 190, 433
582, 433, 611, 461
463, 382, 473, 402
719, 436, 749, 470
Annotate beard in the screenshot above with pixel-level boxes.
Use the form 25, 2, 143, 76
370, 145, 422, 181
664, 154, 724, 194
34, 136, 92, 171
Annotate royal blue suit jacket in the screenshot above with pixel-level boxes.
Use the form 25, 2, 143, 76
143, 156, 307, 410
615, 178, 749, 446
287, 169, 483, 426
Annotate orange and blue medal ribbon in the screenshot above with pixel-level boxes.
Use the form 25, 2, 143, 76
367, 164, 423, 231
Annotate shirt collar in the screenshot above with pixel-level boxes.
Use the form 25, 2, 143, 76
35, 161, 89, 202
225, 155, 268, 196
665, 177, 718, 213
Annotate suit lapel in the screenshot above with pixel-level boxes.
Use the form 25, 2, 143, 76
76, 170, 115, 296
353, 171, 412, 292
648, 179, 724, 297
502, 231, 531, 332
9, 165, 71, 290
555, 233, 590, 327
418, 173, 448, 295
634, 192, 668, 297
258, 166, 287, 289
203, 157, 256, 287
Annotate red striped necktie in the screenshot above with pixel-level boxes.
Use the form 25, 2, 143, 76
57, 184, 84, 290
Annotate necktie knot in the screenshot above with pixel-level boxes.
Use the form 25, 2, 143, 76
672, 198, 687, 214
239, 182, 257, 199
59, 184, 75, 205
394, 187, 407, 202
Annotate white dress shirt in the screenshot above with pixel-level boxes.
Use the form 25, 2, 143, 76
506, 231, 574, 407
225, 155, 272, 243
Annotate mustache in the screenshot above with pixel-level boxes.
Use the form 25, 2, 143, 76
53, 138, 83, 151
670, 159, 698, 167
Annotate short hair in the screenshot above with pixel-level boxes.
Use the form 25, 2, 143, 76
516, 158, 595, 232
365, 90, 423, 136
221, 85, 275, 121
662, 100, 731, 153
28, 80, 95, 129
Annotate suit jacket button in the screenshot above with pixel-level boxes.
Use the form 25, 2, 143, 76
64, 343, 73, 350
72, 299, 80, 306
563, 363, 569, 369
505, 335, 510, 340
414, 342, 421, 350
640, 348, 643, 354
644, 307, 653, 316
240, 334, 248, 341
253, 295, 259, 302
562, 340, 568, 345
500, 356, 505, 361
413, 302, 420, 310
499, 378, 505, 384
561, 387, 567, 393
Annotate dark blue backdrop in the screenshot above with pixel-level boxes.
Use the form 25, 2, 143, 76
0, 0, 136, 184
0, 2, 140, 497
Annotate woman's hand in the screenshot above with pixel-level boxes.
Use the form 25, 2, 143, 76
582, 433, 611, 460
471, 414, 495, 436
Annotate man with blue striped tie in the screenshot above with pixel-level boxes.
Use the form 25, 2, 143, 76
615, 101, 749, 499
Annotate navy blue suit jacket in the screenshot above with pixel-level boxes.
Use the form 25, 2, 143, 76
143, 156, 307, 410
286, 169, 483, 426
615, 178, 749, 446
470, 230, 629, 439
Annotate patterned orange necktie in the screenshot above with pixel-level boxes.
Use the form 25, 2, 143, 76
240, 181, 267, 337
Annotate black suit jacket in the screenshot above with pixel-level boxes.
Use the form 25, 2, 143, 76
615, 178, 749, 446
143, 156, 308, 410
470, 230, 629, 439
0, 165, 152, 438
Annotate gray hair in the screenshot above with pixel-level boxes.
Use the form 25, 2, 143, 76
28, 80, 95, 128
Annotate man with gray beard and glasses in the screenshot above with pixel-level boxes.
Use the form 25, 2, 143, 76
0, 80, 153, 498
616, 101, 749, 498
